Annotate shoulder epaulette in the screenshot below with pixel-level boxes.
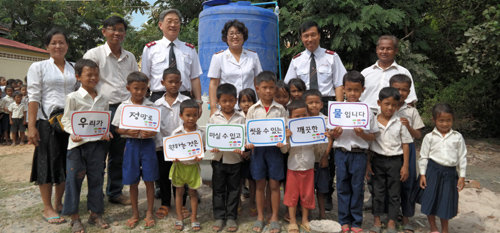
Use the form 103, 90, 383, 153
145, 41, 156, 48
247, 49, 256, 53
325, 50, 335, 55
293, 52, 302, 59
214, 50, 224, 54
185, 42, 195, 49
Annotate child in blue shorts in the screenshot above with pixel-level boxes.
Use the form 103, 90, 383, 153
245, 71, 287, 233
113, 71, 159, 229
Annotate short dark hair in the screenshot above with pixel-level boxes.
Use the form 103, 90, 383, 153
216, 83, 237, 99
6, 79, 15, 87
378, 87, 400, 101
432, 103, 454, 119
254, 71, 277, 86
238, 88, 257, 105
287, 99, 308, 117
389, 74, 412, 88
0, 76, 5, 81
180, 99, 199, 114
288, 78, 306, 92
299, 21, 320, 36
74, 59, 98, 76
44, 28, 68, 47
276, 80, 290, 94
127, 71, 149, 85
103, 15, 128, 31
4, 85, 13, 91
221, 20, 248, 43
302, 89, 322, 100
163, 67, 181, 80
343, 70, 365, 87
13, 91, 22, 98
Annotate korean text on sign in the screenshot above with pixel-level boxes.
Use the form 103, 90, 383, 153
119, 104, 161, 132
246, 118, 286, 147
327, 102, 370, 129
206, 124, 245, 151
288, 116, 327, 147
70, 111, 111, 138
163, 131, 204, 161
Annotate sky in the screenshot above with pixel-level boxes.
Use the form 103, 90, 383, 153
129, 0, 156, 29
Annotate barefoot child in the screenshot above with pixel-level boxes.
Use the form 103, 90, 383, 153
171, 99, 204, 231
8, 91, 26, 145
246, 71, 287, 233
209, 83, 246, 232
419, 103, 466, 233
368, 87, 412, 233
390, 74, 425, 232
113, 71, 158, 229
61, 59, 111, 233
330, 71, 378, 233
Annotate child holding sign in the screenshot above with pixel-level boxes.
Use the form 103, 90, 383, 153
170, 99, 204, 232
245, 71, 287, 233
208, 83, 246, 232
329, 71, 378, 233
368, 87, 412, 233
390, 74, 425, 232
112, 71, 158, 229
60, 59, 111, 233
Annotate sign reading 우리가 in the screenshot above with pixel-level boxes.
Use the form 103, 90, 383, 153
163, 131, 204, 161
206, 124, 245, 151
119, 104, 161, 132
71, 111, 111, 138
328, 102, 370, 129
246, 118, 286, 147
288, 116, 327, 147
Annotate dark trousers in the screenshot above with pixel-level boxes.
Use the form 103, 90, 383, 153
327, 149, 336, 199
335, 150, 367, 228
401, 143, 417, 217
105, 104, 126, 199
212, 160, 242, 220
321, 96, 335, 116
156, 151, 173, 207
372, 154, 402, 221
62, 141, 106, 215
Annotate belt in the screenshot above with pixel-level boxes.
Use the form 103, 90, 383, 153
339, 147, 367, 153
373, 153, 402, 159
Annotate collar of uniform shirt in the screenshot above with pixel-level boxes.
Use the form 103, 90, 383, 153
374, 60, 400, 71
214, 108, 244, 120
304, 47, 322, 60
103, 42, 127, 60
431, 127, 457, 139
161, 36, 180, 47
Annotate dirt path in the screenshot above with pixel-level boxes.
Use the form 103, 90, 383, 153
0, 139, 499, 233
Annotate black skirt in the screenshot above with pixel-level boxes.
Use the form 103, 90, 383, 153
420, 159, 459, 219
30, 120, 69, 185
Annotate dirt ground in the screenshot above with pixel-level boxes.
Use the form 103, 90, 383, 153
0, 139, 499, 233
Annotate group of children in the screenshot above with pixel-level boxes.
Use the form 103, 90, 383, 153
0, 76, 29, 146
55, 58, 466, 233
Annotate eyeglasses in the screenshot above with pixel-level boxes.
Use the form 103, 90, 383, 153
228, 32, 242, 37
105, 27, 126, 33
165, 20, 180, 25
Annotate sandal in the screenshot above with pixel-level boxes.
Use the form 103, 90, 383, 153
88, 214, 109, 229
369, 225, 382, 233
252, 220, 265, 233
143, 217, 155, 229
403, 224, 415, 233
300, 222, 311, 233
288, 223, 299, 233
212, 219, 224, 232
191, 221, 201, 232
226, 219, 238, 232
125, 218, 139, 229
269, 221, 281, 233
42, 215, 66, 224
341, 225, 350, 233
71, 219, 85, 233
174, 220, 184, 231
155, 206, 169, 219
351, 227, 364, 233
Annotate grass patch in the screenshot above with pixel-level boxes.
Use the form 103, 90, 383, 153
0, 179, 31, 199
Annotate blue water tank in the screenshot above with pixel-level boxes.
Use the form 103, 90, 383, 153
198, 1, 278, 95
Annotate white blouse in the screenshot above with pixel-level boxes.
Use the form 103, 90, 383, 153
27, 57, 77, 120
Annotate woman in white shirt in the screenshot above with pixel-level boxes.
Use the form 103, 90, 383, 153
208, 20, 263, 115
27, 28, 77, 224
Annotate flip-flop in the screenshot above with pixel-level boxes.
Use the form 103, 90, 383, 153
341, 225, 350, 233
212, 219, 224, 232
88, 214, 109, 229
269, 221, 281, 233
300, 223, 311, 233
42, 215, 66, 224
143, 217, 155, 229
174, 220, 184, 231
403, 224, 415, 233
226, 219, 238, 232
155, 206, 169, 219
287, 223, 299, 233
252, 220, 265, 233
351, 227, 364, 233
125, 218, 139, 229
71, 219, 85, 233
191, 221, 201, 232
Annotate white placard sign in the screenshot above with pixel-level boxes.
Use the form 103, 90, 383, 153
246, 118, 286, 147
119, 104, 161, 132
163, 131, 204, 161
206, 124, 245, 151
328, 101, 370, 129
288, 116, 327, 147
70, 111, 111, 138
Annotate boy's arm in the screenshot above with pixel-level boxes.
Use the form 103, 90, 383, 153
60, 96, 74, 135
400, 117, 422, 139
353, 127, 376, 141
400, 143, 410, 182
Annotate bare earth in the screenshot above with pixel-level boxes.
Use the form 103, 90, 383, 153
0, 139, 499, 233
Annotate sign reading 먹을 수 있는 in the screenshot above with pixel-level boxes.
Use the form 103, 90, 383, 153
246, 118, 286, 147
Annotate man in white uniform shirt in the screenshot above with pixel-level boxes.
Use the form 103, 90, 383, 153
284, 21, 347, 115
141, 9, 203, 108
360, 35, 417, 113
83, 16, 138, 205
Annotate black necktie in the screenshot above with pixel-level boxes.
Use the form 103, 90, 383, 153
169, 42, 176, 68
310, 53, 318, 90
